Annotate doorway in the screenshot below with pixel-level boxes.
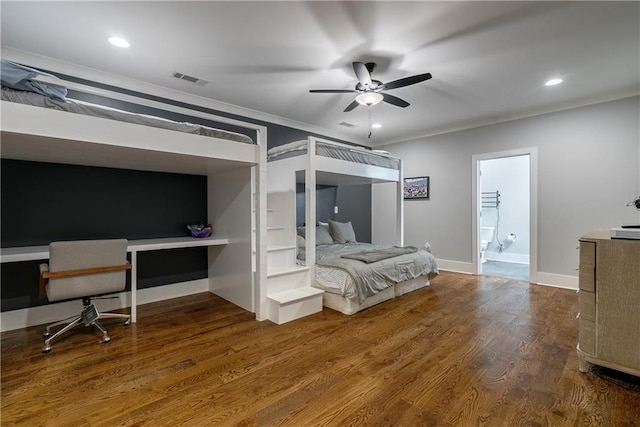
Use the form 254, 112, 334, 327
472, 148, 538, 283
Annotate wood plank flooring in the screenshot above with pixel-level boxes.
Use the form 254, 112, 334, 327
2, 271, 638, 426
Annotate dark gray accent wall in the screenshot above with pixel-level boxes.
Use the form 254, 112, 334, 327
1, 160, 207, 246
337, 185, 372, 243
294, 183, 372, 243
1, 159, 208, 312
296, 184, 338, 227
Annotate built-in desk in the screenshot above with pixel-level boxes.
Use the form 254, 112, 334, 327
0, 236, 229, 323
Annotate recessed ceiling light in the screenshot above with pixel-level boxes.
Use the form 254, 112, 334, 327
108, 36, 130, 48
372, 123, 382, 129
545, 78, 563, 86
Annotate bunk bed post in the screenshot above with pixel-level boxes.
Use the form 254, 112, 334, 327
397, 159, 405, 247
306, 137, 317, 277
254, 126, 268, 321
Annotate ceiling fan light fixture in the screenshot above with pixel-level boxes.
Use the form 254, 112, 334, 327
356, 92, 384, 106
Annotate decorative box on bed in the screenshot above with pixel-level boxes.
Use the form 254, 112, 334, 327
0, 59, 269, 327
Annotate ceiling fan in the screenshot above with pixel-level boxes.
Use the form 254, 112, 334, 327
310, 62, 432, 112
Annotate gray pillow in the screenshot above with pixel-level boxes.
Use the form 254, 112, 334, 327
329, 220, 357, 243
316, 224, 334, 245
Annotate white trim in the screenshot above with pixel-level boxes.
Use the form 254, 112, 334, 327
472, 147, 538, 284
484, 253, 530, 264
374, 94, 640, 147
535, 273, 579, 290
0, 279, 208, 332
436, 260, 579, 290
436, 259, 474, 275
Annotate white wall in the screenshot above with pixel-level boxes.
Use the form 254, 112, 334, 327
373, 96, 640, 285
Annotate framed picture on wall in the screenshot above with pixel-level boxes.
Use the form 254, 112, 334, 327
404, 176, 430, 200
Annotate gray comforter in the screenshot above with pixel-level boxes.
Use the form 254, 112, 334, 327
316, 243, 438, 303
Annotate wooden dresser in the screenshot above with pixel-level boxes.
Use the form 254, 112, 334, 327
577, 229, 640, 377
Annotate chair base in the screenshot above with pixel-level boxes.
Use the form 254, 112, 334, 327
42, 303, 130, 353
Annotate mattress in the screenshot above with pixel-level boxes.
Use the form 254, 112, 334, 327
1, 86, 255, 144
313, 243, 438, 303
321, 275, 432, 315
267, 140, 400, 170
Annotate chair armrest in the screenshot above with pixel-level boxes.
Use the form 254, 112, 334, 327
39, 262, 131, 296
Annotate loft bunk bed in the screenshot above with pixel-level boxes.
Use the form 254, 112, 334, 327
0, 59, 268, 328
267, 136, 438, 316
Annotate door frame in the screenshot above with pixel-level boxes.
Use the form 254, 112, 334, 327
472, 147, 538, 283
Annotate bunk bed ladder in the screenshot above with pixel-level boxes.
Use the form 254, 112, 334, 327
265, 183, 322, 324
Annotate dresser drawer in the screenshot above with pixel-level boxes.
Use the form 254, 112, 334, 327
579, 241, 596, 292
578, 318, 596, 355
579, 290, 596, 321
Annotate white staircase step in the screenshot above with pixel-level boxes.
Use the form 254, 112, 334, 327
267, 286, 324, 325
267, 245, 297, 269
268, 286, 323, 304
267, 266, 310, 295
267, 265, 308, 278
268, 245, 296, 252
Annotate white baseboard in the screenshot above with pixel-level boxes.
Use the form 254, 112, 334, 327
0, 279, 209, 332
484, 252, 529, 264
436, 259, 578, 290
435, 259, 474, 274
534, 272, 579, 290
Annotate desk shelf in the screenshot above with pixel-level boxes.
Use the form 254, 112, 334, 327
1, 236, 230, 326
0, 236, 229, 263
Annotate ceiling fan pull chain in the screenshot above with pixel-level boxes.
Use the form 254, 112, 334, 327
368, 107, 373, 139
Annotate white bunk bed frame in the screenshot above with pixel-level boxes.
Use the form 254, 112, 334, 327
268, 136, 433, 315
0, 71, 270, 330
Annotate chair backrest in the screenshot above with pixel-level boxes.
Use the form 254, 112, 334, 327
46, 239, 129, 302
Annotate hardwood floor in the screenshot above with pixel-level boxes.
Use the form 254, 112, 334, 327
2, 271, 638, 426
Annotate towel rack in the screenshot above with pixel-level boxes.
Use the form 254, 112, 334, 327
482, 191, 500, 209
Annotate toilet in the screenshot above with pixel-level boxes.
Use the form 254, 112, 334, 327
480, 226, 495, 263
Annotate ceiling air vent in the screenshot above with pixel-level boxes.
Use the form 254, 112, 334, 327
172, 72, 209, 87
339, 121, 356, 128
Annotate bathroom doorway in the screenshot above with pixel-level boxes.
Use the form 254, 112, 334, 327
472, 148, 538, 283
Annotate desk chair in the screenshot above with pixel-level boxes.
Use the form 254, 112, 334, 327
39, 239, 131, 353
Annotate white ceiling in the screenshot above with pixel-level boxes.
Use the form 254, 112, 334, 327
1, 1, 639, 147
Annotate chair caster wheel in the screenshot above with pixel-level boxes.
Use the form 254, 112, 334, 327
124, 319, 130, 326
102, 336, 111, 344
43, 331, 51, 338
42, 346, 52, 353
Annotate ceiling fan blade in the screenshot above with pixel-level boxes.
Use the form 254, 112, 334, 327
353, 62, 373, 87
382, 73, 432, 90
310, 89, 357, 93
344, 99, 360, 112
382, 93, 410, 108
